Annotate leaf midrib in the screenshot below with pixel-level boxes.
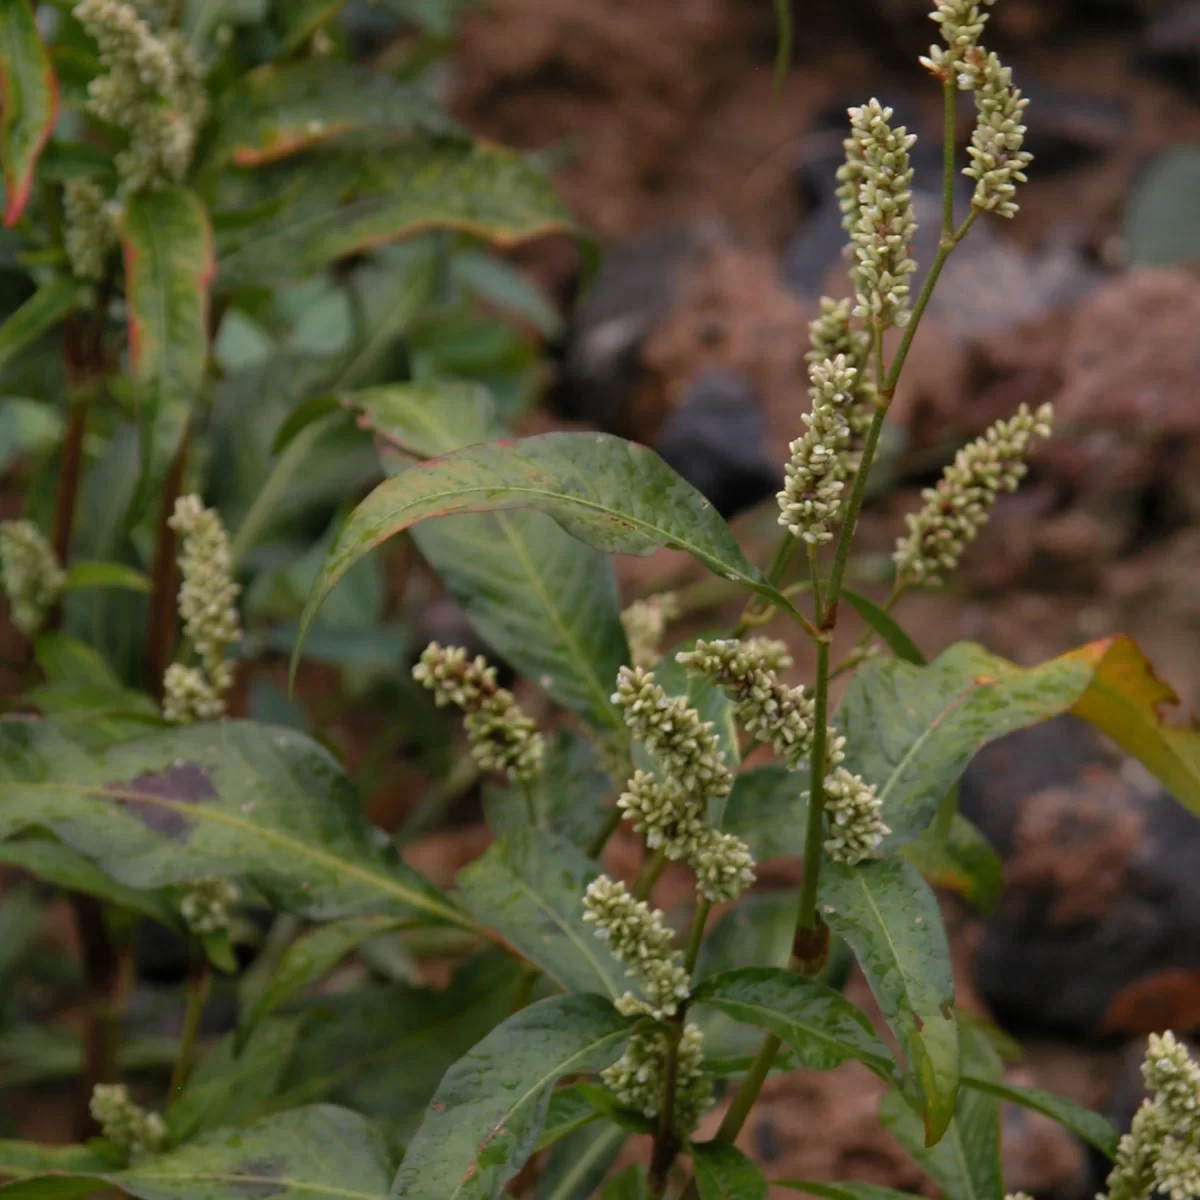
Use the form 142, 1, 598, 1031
123, 1171, 384, 1200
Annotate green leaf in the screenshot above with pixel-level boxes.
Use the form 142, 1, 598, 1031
691, 967, 894, 1077
720, 765, 806, 862
209, 61, 461, 167
236, 915, 409, 1050
820, 859, 959, 1144
278, 0, 346, 53
537, 1086, 603, 1151
451, 251, 563, 339
0, 833, 180, 929
390, 995, 632, 1200
272, 952, 522, 1137
960, 1077, 1119, 1159
0, 397, 62, 473
0, 1106, 393, 1200
121, 187, 213, 517
536, 1123, 627, 1200
1124, 145, 1200, 267
775, 1183, 918, 1200
0, 0, 58, 225
216, 143, 575, 289
356, 383, 630, 730
841, 589, 925, 665
295, 432, 777, 684
601, 1168, 645, 1200
0, 278, 84, 375
169, 1018, 303, 1141
63, 561, 152, 594
903, 814, 1003, 914
457, 829, 627, 999
0, 1142, 110, 1182
0, 717, 475, 931
691, 1142, 768, 1200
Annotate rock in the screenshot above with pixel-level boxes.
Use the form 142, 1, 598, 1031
964, 719, 1200, 1037
654, 367, 778, 517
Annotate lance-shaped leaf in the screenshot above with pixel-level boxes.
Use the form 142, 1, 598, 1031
0, 1142, 110, 1182
0, 277, 83, 375
217, 143, 576, 289
355, 384, 628, 730
0, 717, 475, 932
691, 1143, 768, 1200
691, 967, 894, 1077
820, 859, 959, 1145
390, 994, 632, 1200
122, 187, 213, 515
0, 1105, 392, 1200
960, 1077, 1119, 1159
837, 636, 1200, 847
457, 829, 627, 999
209, 61, 461, 167
294, 432, 779, 682
0, 0, 58, 226
237, 914, 410, 1049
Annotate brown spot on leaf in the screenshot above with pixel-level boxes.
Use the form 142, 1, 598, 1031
110, 760, 218, 841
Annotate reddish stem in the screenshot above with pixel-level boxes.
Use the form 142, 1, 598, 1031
145, 421, 191, 699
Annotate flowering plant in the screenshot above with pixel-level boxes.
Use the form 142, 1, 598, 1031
0, 2, 1199, 1199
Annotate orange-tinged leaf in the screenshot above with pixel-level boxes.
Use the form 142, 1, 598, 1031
0, 0, 58, 226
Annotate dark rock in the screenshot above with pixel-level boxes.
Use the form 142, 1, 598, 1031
1143, 0, 1200, 93
654, 367, 778, 518
1018, 78, 1131, 175
964, 720, 1200, 1038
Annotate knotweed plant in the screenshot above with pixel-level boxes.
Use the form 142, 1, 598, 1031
0, 2, 1198, 1200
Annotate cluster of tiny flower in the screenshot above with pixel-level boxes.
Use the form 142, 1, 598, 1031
412, 643, 544, 785
806, 298, 875, 477
64, 179, 120, 282
777, 355, 860, 546
583, 875, 689, 1020
919, 0, 996, 85
179, 876, 240, 937
0, 520, 66, 637
823, 767, 890, 864
843, 99, 919, 329
676, 637, 815, 770
89, 1083, 167, 1158
893, 403, 1053, 588
620, 593, 681, 669
162, 496, 241, 724
74, 0, 208, 194
1102, 1032, 1200, 1200
964, 51, 1032, 219
601, 1023, 711, 1132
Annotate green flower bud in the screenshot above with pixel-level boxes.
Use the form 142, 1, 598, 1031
89, 1083, 166, 1158
180, 875, 240, 937
0, 520, 65, 637
601, 1023, 711, 1132
621, 593, 680, 669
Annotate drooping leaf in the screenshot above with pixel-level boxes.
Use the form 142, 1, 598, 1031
63, 561, 152, 594
168, 1018, 303, 1141
960, 1077, 1119, 1159
121, 187, 213, 516
295, 433, 781, 683
691, 967, 894, 1078
691, 1142, 769, 1200
237, 915, 409, 1049
0, 277, 84, 375
820, 859, 959, 1144
209, 61, 461, 167
903, 814, 1003, 914
0, 717, 475, 931
272, 953, 522, 1139
0, 0, 58, 225
357, 383, 629, 730
456, 829, 627, 999
536, 1123, 627, 1200
216, 143, 575, 289
841, 589, 925, 665
390, 994, 632, 1200
0, 1106, 393, 1200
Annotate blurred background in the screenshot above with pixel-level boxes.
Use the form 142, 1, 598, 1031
4, 0, 1200, 1194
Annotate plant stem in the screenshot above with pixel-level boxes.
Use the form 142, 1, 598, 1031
795, 637, 830, 943
47, 400, 88, 630
685, 898, 711, 978
169, 952, 210, 1101
145, 420, 192, 700
942, 77, 957, 236
69, 895, 123, 1138
521, 781, 539, 829
634, 845, 669, 901
585, 805, 624, 861
807, 545, 824, 620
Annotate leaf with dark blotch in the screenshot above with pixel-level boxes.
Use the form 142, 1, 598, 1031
691, 1142, 768, 1200
357, 383, 629, 730
0, 1106, 393, 1200
237, 915, 410, 1050
820, 859, 959, 1145
457, 829, 627, 998
216, 143, 576, 289
208, 61, 462, 167
0, 0, 58, 225
0, 717, 473, 932
691, 967, 894, 1077
902, 814, 1003, 915
389, 995, 632, 1200
295, 432, 779, 684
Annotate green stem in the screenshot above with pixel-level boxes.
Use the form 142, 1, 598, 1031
585, 805, 624, 861
169, 953, 210, 1101
796, 638, 830, 936
684, 899, 711, 978
714, 1032, 783, 1145
942, 77, 957, 236
634, 845, 669, 902
521, 781, 539, 829
807, 545, 824, 621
